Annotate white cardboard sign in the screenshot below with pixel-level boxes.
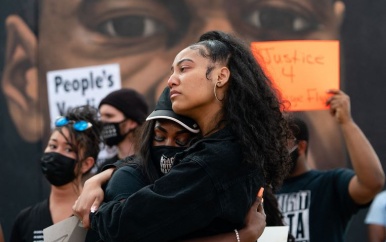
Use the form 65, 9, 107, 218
43, 216, 87, 242
257, 226, 290, 242
46, 63, 121, 128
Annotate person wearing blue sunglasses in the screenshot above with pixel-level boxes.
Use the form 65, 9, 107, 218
10, 105, 102, 242
54, 116, 94, 132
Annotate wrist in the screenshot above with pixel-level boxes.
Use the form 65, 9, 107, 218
85, 173, 105, 187
340, 120, 359, 135
93, 168, 114, 185
239, 226, 259, 242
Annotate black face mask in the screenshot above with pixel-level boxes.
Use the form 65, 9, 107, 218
150, 146, 185, 174
101, 121, 131, 147
41, 152, 77, 186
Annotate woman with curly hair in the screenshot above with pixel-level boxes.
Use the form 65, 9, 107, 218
74, 30, 291, 242
83, 87, 266, 242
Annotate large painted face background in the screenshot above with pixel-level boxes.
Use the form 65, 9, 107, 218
1, 0, 385, 241
37, 0, 344, 106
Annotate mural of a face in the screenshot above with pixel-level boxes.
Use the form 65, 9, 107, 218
38, 0, 344, 101
2, 0, 345, 162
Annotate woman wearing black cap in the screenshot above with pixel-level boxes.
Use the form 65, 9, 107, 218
83, 87, 266, 241
97, 88, 149, 172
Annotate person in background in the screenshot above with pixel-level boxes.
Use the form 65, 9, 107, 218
10, 105, 102, 242
276, 89, 385, 242
98, 88, 148, 172
365, 190, 386, 242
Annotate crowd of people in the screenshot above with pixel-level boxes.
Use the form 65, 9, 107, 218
6, 30, 386, 242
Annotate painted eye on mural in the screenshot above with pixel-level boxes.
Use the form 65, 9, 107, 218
76, 0, 192, 50
244, 7, 321, 34
97, 15, 167, 38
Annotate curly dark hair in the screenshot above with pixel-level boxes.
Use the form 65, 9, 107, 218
192, 30, 292, 191
55, 105, 102, 175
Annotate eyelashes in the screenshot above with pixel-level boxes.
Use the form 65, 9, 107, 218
244, 6, 320, 35
97, 15, 167, 38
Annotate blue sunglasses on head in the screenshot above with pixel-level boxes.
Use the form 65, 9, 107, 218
55, 116, 93, 132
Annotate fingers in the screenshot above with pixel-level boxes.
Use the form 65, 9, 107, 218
325, 89, 352, 123
71, 175, 107, 229
256, 187, 265, 214
73, 210, 91, 228
81, 214, 91, 228
72, 197, 92, 229
325, 89, 349, 106
252, 197, 262, 210
91, 195, 102, 212
259, 203, 266, 218
326, 89, 341, 95
257, 187, 264, 198
253, 187, 266, 223
72, 199, 87, 228
255, 197, 266, 218
325, 89, 342, 106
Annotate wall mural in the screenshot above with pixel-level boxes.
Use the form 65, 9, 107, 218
1, 0, 385, 241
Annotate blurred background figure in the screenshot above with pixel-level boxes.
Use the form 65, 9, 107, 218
97, 88, 148, 172
365, 190, 386, 242
277, 90, 384, 242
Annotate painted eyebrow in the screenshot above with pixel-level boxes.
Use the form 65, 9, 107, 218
170, 58, 194, 72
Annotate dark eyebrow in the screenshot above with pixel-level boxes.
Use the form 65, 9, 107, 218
48, 138, 72, 147
155, 123, 192, 135
155, 124, 167, 133
49, 138, 58, 143
171, 58, 194, 72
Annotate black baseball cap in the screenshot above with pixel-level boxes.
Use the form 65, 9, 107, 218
146, 87, 200, 133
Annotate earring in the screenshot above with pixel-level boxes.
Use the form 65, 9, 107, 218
214, 81, 224, 102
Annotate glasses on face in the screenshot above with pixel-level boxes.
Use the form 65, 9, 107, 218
55, 116, 93, 132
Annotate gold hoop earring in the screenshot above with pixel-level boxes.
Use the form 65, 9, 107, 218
214, 81, 224, 102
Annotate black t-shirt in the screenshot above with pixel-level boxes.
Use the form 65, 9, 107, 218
10, 200, 52, 242
276, 169, 362, 242
96, 155, 119, 173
